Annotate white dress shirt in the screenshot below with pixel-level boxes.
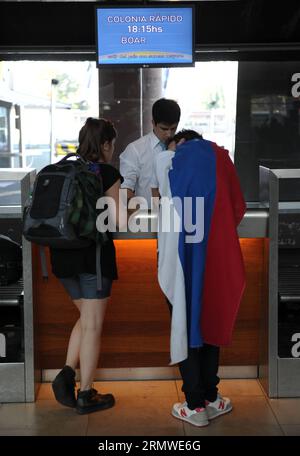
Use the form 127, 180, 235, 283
152, 149, 175, 197
120, 131, 165, 206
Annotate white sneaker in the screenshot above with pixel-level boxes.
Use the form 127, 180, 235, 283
172, 402, 209, 427
205, 394, 232, 420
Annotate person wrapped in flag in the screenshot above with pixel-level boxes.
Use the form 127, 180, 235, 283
152, 129, 246, 427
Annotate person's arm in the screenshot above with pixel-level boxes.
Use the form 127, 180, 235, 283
151, 188, 160, 198
105, 179, 127, 230
119, 144, 139, 201
150, 153, 161, 199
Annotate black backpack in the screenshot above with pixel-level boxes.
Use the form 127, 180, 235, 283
23, 153, 108, 288
0, 235, 22, 286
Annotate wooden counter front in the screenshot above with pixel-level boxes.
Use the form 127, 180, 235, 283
33, 238, 266, 369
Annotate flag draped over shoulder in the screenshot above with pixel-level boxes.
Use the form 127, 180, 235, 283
157, 139, 246, 365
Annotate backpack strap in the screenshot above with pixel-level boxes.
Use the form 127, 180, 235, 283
59, 152, 79, 161
59, 152, 87, 165
60, 155, 104, 290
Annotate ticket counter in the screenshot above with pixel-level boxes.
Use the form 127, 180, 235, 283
33, 208, 268, 374
0, 169, 38, 403
259, 167, 300, 397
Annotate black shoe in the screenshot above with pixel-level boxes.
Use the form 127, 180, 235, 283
52, 365, 76, 408
76, 388, 115, 415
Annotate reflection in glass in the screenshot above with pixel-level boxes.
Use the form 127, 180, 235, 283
0, 180, 21, 206
163, 62, 238, 161
235, 62, 300, 201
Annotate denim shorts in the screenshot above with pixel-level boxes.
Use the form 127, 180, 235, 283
59, 273, 112, 300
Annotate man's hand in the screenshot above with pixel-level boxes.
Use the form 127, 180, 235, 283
167, 138, 186, 151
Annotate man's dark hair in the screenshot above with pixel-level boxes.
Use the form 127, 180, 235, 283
167, 129, 203, 147
152, 98, 181, 125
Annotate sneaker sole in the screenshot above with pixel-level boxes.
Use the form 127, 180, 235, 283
171, 410, 209, 427
76, 398, 115, 415
207, 405, 233, 420
52, 383, 76, 408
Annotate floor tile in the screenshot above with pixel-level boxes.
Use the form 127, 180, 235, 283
36, 383, 51, 400
217, 379, 264, 396
0, 428, 42, 436
0, 400, 88, 435
212, 395, 279, 425
183, 422, 284, 436
87, 395, 184, 436
281, 425, 300, 436
2, 380, 300, 436
268, 398, 300, 425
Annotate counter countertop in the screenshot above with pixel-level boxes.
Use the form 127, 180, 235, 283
113, 208, 269, 240
0, 205, 269, 238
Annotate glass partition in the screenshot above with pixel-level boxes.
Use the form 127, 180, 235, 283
0, 61, 99, 171
99, 62, 239, 166
236, 62, 300, 201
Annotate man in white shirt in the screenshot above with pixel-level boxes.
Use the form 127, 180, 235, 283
119, 98, 181, 206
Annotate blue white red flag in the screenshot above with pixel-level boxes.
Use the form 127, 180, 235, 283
157, 139, 246, 364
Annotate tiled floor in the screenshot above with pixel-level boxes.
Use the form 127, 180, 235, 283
1, 379, 300, 436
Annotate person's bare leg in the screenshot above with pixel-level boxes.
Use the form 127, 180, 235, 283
52, 300, 82, 407
65, 299, 82, 370
79, 298, 108, 391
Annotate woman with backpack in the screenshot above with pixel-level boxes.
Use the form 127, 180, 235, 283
50, 117, 124, 415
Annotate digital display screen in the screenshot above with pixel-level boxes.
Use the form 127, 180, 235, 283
95, 6, 194, 67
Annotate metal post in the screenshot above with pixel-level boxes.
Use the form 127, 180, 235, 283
50, 79, 59, 163
16, 104, 24, 168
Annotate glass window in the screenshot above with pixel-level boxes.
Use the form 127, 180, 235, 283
163, 62, 238, 161
0, 106, 8, 150
0, 61, 99, 171
0, 180, 21, 206
235, 62, 300, 201
99, 62, 239, 166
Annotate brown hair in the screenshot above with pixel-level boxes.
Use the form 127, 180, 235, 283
77, 117, 117, 162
